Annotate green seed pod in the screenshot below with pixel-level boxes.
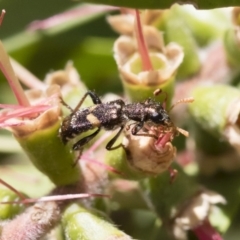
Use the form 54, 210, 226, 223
0, 188, 26, 220
164, 5, 228, 47
189, 119, 240, 175
223, 27, 240, 68
15, 120, 80, 186
105, 142, 144, 181
188, 85, 240, 154
10, 85, 80, 186
62, 203, 133, 240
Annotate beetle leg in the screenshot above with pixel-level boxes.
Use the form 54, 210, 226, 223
73, 91, 102, 113
106, 126, 124, 150
131, 122, 144, 135
71, 127, 101, 167
72, 127, 101, 151
132, 122, 158, 139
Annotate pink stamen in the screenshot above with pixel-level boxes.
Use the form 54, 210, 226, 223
0, 193, 110, 204
0, 122, 24, 128
1, 166, 40, 184
0, 94, 58, 111
0, 9, 6, 26
0, 103, 51, 109
134, 10, 152, 71
81, 157, 124, 176
79, 131, 124, 176
0, 104, 30, 109
84, 131, 112, 155
0, 178, 26, 200
35, 93, 60, 106
156, 132, 172, 148
120, 8, 135, 15
28, 5, 117, 31
0, 42, 30, 107
0, 105, 51, 123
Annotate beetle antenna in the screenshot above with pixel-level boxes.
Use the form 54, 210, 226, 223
169, 97, 194, 112
176, 127, 189, 137
59, 96, 74, 112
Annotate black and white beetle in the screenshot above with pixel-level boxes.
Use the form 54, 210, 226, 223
59, 90, 179, 155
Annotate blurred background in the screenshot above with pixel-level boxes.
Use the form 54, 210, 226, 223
1, 0, 122, 102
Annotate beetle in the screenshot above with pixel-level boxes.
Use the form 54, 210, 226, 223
59, 90, 175, 156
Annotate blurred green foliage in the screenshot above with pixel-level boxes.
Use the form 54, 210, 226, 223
83, 0, 240, 9
0, 0, 122, 203
1, 0, 122, 101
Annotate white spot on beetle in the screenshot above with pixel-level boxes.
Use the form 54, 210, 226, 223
87, 114, 101, 127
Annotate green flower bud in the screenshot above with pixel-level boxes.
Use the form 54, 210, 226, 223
62, 204, 133, 240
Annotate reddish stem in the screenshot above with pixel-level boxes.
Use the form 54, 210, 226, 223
28, 5, 117, 31
134, 10, 153, 71
0, 178, 26, 200
81, 157, 124, 176
10, 59, 45, 89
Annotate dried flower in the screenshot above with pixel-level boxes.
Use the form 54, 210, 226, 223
172, 189, 226, 240
122, 125, 176, 175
